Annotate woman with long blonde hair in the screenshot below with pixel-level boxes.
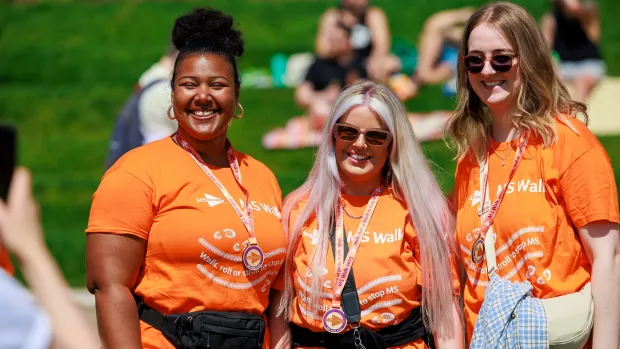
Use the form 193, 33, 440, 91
268, 80, 463, 349
446, 2, 619, 346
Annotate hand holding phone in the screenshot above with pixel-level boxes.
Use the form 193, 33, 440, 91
0, 167, 45, 260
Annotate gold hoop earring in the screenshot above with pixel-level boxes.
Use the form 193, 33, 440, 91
167, 105, 175, 120
233, 103, 244, 119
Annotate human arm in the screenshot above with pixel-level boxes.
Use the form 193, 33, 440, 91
85, 165, 155, 349
294, 81, 317, 109
364, 7, 394, 80
366, 7, 391, 60
580, 2, 600, 44
86, 234, 146, 349
434, 298, 464, 349
315, 9, 340, 58
578, 221, 620, 349
0, 168, 100, 349
268, 290, 291, 349
559, 139, 620, 349
540, 13, 556, 47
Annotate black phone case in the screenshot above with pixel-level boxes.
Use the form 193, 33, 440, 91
0, 125, 16, 201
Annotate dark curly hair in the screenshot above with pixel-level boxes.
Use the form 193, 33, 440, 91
170, 7, 244, 88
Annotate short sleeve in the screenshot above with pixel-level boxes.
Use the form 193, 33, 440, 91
406, 220, 461, 295
86, 168, 154, 239
272, 201, 303, 291
453, 153, 477, 211
560, 147, 620, 227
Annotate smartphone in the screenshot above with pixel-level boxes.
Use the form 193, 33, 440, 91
0, 125, 16, 201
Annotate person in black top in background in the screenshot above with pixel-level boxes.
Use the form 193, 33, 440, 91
295, 24, 366, 131
541, 0, 603, 102
314, 0, 401, 83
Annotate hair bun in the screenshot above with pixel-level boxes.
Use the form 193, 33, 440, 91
172, 7, 244, 58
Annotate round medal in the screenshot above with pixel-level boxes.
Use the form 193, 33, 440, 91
323, 308, 347, 333
242, 245, 264, 270
471, 237, 485, 264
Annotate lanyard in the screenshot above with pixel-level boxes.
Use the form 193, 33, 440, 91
323, 187, 382, 333
471, 131, 529, 264
176, 133, 257, 245
331, 186, 382, 309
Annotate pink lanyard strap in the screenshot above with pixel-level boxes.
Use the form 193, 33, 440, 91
176, 133, 257, 245
478, 131, 530, 239
330, 187, 382, 309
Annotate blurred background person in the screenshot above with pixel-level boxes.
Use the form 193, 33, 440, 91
315, 0, 401, 83
391, 7, 475, 101
263, 24, 368, 150
0, 168, 99, 349
297, 23, 366, 131
541, 0, 603, 102
105, 38, 179, 169
137, 40, 179, 144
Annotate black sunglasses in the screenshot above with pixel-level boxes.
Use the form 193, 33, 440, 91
463, 54, 516, 74
333, 123, 392, 146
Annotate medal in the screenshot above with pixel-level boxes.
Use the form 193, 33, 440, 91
323, 308, 347, 333
471, 237, 485, 263
321, 187, 381, 332
242, 244, 264, 270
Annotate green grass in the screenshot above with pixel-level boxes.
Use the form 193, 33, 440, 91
1, 0, 619, 286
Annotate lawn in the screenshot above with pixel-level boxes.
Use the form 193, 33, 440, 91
1, 0, 619, 286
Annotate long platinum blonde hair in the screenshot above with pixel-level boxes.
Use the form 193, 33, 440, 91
445, 2, 588, 161
277, 81, 459, 337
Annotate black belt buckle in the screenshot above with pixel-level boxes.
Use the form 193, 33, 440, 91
174, 314, 195, 338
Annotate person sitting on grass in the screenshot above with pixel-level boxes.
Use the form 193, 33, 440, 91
390, 7, 475, 101
541, 0, 604, 102
315, 0, 401, 84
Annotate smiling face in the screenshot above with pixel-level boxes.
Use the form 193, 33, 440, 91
334, 106, 391, 190
171, 53, 238, 142
467, 23, 521, 115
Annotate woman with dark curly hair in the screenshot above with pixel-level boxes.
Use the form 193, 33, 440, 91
85, 7, 286, 349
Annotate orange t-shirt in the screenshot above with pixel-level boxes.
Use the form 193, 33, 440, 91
0, 246, 13, 275
86, 137, 286, 349
283, 188, 459, 349
454, 118, 620, 342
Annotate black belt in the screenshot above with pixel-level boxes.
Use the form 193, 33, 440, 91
290, 307, 434, 349
135, 296, 265, 349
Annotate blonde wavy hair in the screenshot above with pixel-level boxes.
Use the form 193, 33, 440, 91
277, 81, 460, 337
445, 1, 588, 161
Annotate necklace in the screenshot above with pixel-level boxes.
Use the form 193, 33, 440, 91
341, 204, 363, 219
491, 143, 513, 166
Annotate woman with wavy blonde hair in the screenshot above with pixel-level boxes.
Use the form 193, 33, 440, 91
268, 80, 463, 349
446, 2, 619, 346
